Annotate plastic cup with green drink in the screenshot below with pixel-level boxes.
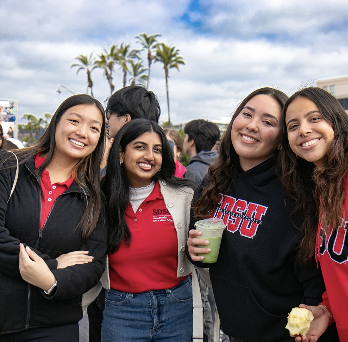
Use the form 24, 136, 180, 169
195, 218, 225, 263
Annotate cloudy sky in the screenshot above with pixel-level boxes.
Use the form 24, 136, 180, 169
1, 0, 348, 126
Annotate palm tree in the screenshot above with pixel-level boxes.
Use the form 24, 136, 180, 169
95, 45, 117, 95
154, 43, 185, 127
128, 60, 149, 86
19, 114, 41, 145
135, 32, 161, 89
43, 113, 53, 130
70, 53, 97, 96
114, 43, 141, 88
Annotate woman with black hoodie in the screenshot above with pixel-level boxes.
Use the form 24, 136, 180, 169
187, 88, 337, 342
0, 94, 107, 341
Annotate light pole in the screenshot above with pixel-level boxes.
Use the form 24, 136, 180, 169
56, 84, 78, 95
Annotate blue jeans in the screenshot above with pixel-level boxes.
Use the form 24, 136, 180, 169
101, 277, 193, 342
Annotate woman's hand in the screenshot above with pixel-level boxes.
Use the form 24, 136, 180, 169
293, 304, 331, 342
19, 243, 56, 292
56, 251, 94, 269
187, 230, 211, 262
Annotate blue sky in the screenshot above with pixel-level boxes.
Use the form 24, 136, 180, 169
1, 0, 348, 125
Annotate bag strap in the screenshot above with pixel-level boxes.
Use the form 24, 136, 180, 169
7, 151, 19, 203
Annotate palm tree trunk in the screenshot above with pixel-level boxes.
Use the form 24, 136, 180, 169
147, 51, 152, 89
87, 70, 94, 96
165, 68, 170, 127
123, 69, 127, 88
147, 65, 151, 90
107, 73, 114, 94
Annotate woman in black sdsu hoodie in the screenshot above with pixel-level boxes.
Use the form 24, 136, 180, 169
187, 88, 338, 342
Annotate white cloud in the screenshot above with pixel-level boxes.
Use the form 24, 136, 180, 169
1, 0, 348, 126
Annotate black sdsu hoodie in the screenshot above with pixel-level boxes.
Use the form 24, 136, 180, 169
190, 156, 327, 342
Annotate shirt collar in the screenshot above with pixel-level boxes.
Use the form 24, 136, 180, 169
34, 153, 74, 188
142, 180, 163, 202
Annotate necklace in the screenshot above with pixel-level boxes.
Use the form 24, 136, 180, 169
129, 181, 155, 191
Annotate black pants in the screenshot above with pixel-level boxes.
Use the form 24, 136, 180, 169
0, 324, 79, 342
87, 288, 105, 342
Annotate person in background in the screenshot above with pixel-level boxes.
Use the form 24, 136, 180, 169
184, 119, 220, 184
164, 128, 185, 177
0, 94, 108, 342
281, 87, 345, 341
101, 119, 194, 341
106, 85, 160, 139
187, 87, 337, 342
0, 123, 18, 150
164, 128, 200, 184
183, 119, 220, 341
212, 138, 221, 152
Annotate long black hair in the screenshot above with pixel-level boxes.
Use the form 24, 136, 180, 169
102, 118, 191, 253
6, 94, 106, 239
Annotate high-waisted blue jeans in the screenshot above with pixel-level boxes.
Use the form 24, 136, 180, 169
101, 277, 193, 342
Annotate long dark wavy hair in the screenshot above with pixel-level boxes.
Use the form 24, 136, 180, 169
7, 94, 106, 239
194, 87, 288, 220
280, 87, 348, 262
102, 118, 192, 253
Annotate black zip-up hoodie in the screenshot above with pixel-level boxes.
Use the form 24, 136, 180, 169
190, 156, 326, 342
0, 152, 107, 335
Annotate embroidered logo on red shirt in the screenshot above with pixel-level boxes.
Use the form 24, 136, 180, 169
152, 208, 173, 223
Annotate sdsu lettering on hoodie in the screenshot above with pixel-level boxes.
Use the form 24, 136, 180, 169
316, 174, 348, 341
191, 156, 326, 342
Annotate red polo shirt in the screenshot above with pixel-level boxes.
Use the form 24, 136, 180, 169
35, 154, 74, 229
108, 181, 186, 293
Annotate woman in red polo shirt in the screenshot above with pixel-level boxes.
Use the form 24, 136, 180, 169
101, 119, 194, 342
0, 94, 107, 341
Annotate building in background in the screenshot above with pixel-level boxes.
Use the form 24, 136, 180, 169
316, 75, 348, 112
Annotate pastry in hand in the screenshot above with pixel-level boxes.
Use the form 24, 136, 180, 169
285, 307, 314, 336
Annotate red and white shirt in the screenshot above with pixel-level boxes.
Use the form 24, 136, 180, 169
108, 181, 186, 293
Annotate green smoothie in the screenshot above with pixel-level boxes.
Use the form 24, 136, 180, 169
197, 236, 222, 263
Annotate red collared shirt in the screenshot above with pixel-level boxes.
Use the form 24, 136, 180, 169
108, 181, 186, 293
35, 154, 74, 229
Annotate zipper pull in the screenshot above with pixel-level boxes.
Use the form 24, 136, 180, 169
39, 229, 43, 238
